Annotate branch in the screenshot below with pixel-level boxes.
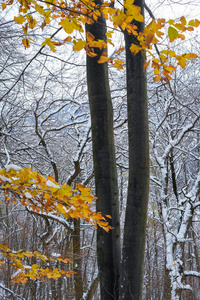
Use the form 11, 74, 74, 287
67, 126, 91, 185
0, 284, 25, 300
184, 271, 200, 278
26, 208, 74, 233
84, 273, 99, 300
0, 27, 62, 102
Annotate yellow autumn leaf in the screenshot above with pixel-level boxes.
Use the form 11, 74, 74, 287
112, 59, 124, 69
35, 4, 45, 15
112, 12, 126, 27
26, 15, 37, 29
161, 50, 168, 55
31, 264, 39, 271
168, 19, 174, 26
41, 38, 56, 52
86, 31, 95, 41
73, 39, 86, 51
124, 0, 134, 6
80, 187, 91, 197
2, 2, 6, 10
168, 26, 178, 42
98, 55, 109, 64
57, 203, 68, 215
45, 16, 51, 24
14, 15, 24, 24
22, 38, 30, 49
177, 56, 186, 68
22, 25, 28, 35
33, 251, 48, 262
126, 5, 144, 23
88, 39, 107, 49
87, 51, 98, 57
168, 50, 176, 57
114, 59, 124, 64
188, 19, 200, 27
130, 43, 142, 55
24, 252, 34, 257
125, 15, 134, 25
154, 68, 160, 75
60, 18, 83, 34
105, 30, 113, 38
159, 54, 167, 62
59, 18, 75, 34
180, 16, 186, 25
164, 65, 176, 72
60, 184, 72, 196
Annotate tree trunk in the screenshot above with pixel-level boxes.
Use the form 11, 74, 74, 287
86, 1, 121, 299
120, 0, 150, 299
73, 219, 83, 300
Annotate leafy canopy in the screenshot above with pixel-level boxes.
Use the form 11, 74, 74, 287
2, 0, 200, 81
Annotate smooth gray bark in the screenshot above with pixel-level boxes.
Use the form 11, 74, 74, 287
120, 0, 150, 299
86, 1, 121, 298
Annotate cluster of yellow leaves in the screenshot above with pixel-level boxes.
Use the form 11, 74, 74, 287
0, 166, 112, 283
168, 16, 200, 42
0, 167, 111, 230
144, 49, 198, 83
0, 243, 75, 284
2, 0, 200, 79
140, 17, 199, 82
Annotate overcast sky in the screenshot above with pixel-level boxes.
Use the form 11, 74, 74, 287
146, 0, 200, 20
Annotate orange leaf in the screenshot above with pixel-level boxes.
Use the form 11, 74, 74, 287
98, 55, 109, 64
64, 36, 72, 42
145, 32, 154, 45
153, 75, 161, 82
22, 38, 30, 49
106, 215, 112, 219
86, 51, 98, 57
2, 2, 6, 10
86, 32, 95, 42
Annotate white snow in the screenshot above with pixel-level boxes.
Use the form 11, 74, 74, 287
184, 270, 200, 277
11, 269, 24, 278
24, 192, 33, 199
51, 253, 61, 258
0, 175, 12, 183
6, 164, 21, 172
46, 180, 59, 188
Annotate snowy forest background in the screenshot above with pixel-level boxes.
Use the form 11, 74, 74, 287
0, 0, 200, 299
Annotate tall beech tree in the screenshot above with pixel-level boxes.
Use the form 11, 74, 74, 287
86, 1, 121, 298
120, 0, 149, 299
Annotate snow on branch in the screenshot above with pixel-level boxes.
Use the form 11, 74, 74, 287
184, 271, 200, 278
